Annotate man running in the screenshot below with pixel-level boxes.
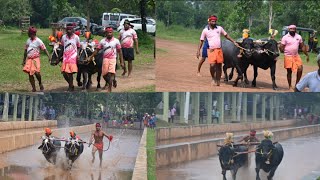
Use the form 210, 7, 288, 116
89, 123, 113, 167
197, 15, 238, 86
22, 26, 51, 92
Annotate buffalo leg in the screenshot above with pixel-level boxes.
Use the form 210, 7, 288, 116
232, 62, 243, 87
222, 169, 227, 180
82, 72, 88, 90
87, 73, 92, 89
270, 64, 278, 90
244, 69, 249, 85
223, 65, 229, 82
252, 65, 258, 87
229, 67, 234, 81
231, 168, 238, 180
76, 71, 82, 87
255, 166, 261, 180
267, 166, 278, 180
97, 70, 102, 89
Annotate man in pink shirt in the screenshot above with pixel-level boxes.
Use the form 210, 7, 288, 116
22, 26, 51, 92
90, 27, 124, 92
119, 19, 139, 77
197, 15, 238, 86
61, 24, 81, 91
280, 24, 309, 89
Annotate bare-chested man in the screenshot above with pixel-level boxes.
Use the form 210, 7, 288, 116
89, 123, 113, 167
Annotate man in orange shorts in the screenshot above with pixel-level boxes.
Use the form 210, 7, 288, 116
22, 26, 51, 92
197, 15, 238, 86
280, 24, 309, 89
60, 23, 81, 91
89, 123, 113, 167
89, 26, 124, 92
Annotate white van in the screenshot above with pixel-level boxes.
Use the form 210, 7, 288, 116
102, 13, 138, 29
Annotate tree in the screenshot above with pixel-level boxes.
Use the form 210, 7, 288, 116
0, 0, 32, 25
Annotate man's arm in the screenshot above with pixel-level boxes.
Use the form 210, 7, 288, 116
197, 40, 204, 59
134, 38, 139, 54
88, 132, 94, 145
279, 44, 285, 53
118, 48, 125, 68
22, 49, 27, 65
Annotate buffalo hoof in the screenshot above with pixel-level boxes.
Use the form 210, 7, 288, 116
252, 84, 256, 87
232, 82, 238, 87
244, 79, 249, 84
96, 87, 101, 91
77, 82, 83, 87
228, 75, 233, 80
224, 78, 228, 82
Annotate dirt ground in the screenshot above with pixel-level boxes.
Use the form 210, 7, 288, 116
156, 38, 315, 92
1, 64, 155, 92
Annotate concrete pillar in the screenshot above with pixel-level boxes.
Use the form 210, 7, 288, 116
231, 93, 237, 122
34, 96, 39, 121
218, 92, 224, 124
162, 92, 169, 122
242, 93, 247, 122
13, 94, 19, 121
269, 96, 274, 121
275, 95, 280, 120
21, 95, 26, 121
207, 93, 213, 124
193, 92, 200, 125
179, 93, 185, 123
252, 94, 258, 122
28, 96, 34, 121
2, 92, 9, 121
237, 92, 242, 122
261, 94, 266, 121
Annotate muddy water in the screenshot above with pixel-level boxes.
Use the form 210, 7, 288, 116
157, 133, 320, 180
0, 129, 142, 180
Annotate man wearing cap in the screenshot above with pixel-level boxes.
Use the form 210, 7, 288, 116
295, 54, 320, 92
22, 26, 51, 92
60, 24, 81, 91
119, 19, 139, 77
197, 15, 238, 86
280, 24, 309, 90
89, 123, 113, 167
90, 27, 124, 92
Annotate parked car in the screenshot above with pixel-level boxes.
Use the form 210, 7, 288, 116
58, 17, 104, 36
117, 18, 156, 36
102, 13, 138, 29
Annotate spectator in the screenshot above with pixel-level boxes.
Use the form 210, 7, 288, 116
211, 108, 216, 123
214, 109, 220, 123
170, 107, 176, 123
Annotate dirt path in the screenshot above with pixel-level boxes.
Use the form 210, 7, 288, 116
1, 64, 154, 92
156, 38, 315, 92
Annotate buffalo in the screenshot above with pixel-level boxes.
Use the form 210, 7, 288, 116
255, 139, 284, 180
38, 136, 61, 165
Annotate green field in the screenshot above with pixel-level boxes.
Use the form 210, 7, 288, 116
147, 128, 156, 180
157, 21, 319, 66
0, 28, 154, 91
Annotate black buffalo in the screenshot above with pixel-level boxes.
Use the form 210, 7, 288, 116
222, 38, 255, 86
255, 139, 284, 180
64, 138, 84, 169
77, 42, 104, 90
38, 137, 61, 164
218, 145, 249, 180
50, 42, 64, 66
237, 38, 280, 90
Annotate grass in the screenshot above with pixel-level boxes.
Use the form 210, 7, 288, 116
147, 128, 156, 180
127, 85, 155, 92
0, 28, 154, 87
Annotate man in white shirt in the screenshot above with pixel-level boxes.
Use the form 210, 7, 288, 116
295, 55, 320, 92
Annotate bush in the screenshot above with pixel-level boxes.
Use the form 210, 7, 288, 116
136, 29, 154, 48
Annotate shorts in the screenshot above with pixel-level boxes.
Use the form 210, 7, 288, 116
23, 57, 40, 75
122, 48, 134, 61
207, 48, 224, 64
102, 58, 116, 76
61, 62, 78, 73
202, 40, 209, 58
284, 55, 302, 73
92, 142, 103, 153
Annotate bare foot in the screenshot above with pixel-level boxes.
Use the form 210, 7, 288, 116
211, 80, 215, 86
122, 71, 127, 76
197, 72, 202, 77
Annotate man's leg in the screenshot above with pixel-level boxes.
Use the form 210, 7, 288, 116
108, 73, 115, 92
122, 61, 127, 76
99, 150, 103, 167
34, 72, 44, 91
286, 68, 292, 89
210, 63, 216, 85
197, 57, 206, 76
128, 60, 133, 77
68, 73, 74, 91
216, 63, 222, 86
296, 65, 303, 85
92, 146, 97, 163
29, 75, 36, 92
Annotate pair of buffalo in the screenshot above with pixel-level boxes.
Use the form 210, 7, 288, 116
221, 38, 280, 90
50, 41, 113, 91
218, 139, 284, 180
38, 136, 84, 169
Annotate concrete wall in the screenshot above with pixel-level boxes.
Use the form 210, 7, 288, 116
156, 120, 298, 141
0, 121, 57, 131
132, 128, 147, 180
156, 124, 320, 168
0, 124, 95, 154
